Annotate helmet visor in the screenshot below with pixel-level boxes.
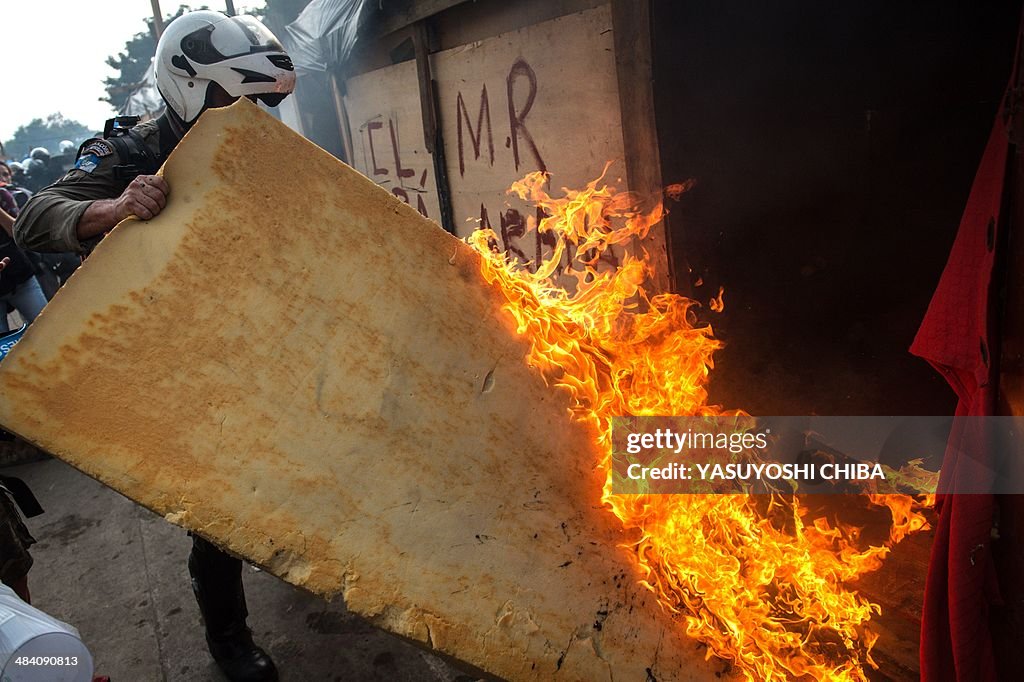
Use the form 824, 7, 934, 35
255, 93, 288, 107
181, 15, 286, 65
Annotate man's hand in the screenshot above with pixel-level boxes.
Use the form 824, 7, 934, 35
115, 175, 170, 221
0, 256, 9, 272
77, 174, 170, 242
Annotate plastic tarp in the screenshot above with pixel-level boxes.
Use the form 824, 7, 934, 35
284, 0, 372, 73
120, 61, 165, 119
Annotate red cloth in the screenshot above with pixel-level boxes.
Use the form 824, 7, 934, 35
909, 101, 1010, 680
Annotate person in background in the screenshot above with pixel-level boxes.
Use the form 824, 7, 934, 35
22, 148, 63, 193
0, 186, 46, 332
3, 161, 78, 298
1, 162, 32, 210
54, 140, 79, 176
0, 476, 36, 604
0, 162, 32, 210
0, 250, 34, 605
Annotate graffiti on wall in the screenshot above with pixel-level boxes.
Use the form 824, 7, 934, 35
344, 6, 627, 274
355, 114, 434, 219
450, 57, 618, 273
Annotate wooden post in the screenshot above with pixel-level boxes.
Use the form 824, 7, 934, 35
413, 21, 456, 235
149, 0, 164, 38
610, 0, 674, 294
328, 73, 356, 165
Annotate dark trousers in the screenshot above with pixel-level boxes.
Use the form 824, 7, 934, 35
189, 534, 248, 637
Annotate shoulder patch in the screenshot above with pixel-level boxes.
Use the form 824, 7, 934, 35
81, 140, 114, 158
74, 154, 101, 174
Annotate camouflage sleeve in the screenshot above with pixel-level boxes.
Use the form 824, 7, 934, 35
13, 139, 128, 254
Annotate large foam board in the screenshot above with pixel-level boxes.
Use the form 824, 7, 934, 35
0, 100, 719, 681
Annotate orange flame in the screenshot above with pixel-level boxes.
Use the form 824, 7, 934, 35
710, 286, 726, 313
467, 171, 931, 681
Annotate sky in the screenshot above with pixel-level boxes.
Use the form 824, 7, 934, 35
1, 1, 267, 144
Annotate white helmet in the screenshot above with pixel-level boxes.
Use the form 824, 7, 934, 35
154, 10, 295, 126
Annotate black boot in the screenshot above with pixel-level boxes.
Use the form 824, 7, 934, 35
189, 535, 278, 682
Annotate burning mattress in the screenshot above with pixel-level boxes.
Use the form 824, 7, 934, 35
0, 100, 722, 681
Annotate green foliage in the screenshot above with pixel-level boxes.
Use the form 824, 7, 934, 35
3, 113, 93, 159
102, 5, 198, 113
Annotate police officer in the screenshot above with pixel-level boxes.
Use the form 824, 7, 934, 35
23, 148, 64, 192
13, 10, 296, 682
